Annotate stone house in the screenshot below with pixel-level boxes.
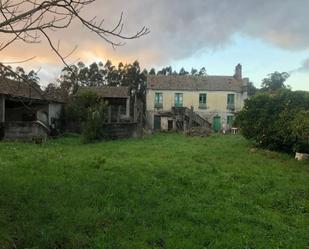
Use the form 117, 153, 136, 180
0, 78, 63, 140
75, 86, 131, 122
146, 64, 248, 132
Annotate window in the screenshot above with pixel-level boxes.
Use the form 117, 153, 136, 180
199, 93, 207, 109
174, 93, 183, 107
227, 115, 234, 128
227, 94, 235, 110
155, 92, 163, 108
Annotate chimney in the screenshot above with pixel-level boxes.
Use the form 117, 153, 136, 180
234, 64, 242, 80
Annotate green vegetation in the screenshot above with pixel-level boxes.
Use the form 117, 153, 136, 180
0, 134, 308, 249
236, 90, 309, 153
65, 91, 107, 143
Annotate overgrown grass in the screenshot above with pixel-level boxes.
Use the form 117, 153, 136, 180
0, 134, 308, 249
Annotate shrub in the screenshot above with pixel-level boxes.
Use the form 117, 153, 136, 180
64, 91, 107, 143
65, 91, 100, 123
291, 110, 309, 153
236, 90, 309, 153
82, 102, 106, 143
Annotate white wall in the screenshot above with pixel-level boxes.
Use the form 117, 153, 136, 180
48, 103, 63, 125
146, 89, 247, 130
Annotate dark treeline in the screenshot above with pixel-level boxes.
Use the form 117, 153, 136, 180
1, 61, 208, 102
0, 64, 41, 89
45, 61, 208, 100
1, 61, 293, 100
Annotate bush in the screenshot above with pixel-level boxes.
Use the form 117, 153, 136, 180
291, 110, 309, 153
65, 91, 101, 123
82, 102, 106, 143
235, 90, 309, 153
64, 91, 107, 143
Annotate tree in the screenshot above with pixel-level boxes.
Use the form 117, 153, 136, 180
198, 67, 207, 76
247, 82, 258, 96
261, 72, 290, 92
0, 64, 41, 89
0, 1, 149, 63
149, 68, 156, 75
191, 68, 198, 75
179, 67, 189, 75
292, 110, 309, 153
235, 90, 309, 153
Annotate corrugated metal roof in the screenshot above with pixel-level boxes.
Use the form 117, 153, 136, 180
147, 75, 247, 92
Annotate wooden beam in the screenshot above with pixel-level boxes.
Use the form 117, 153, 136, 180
0, 96, 5, 122
188, 106, 193, 129
117, 106, 121, 123
126, 97, 130, 118
108, 106, 112, 123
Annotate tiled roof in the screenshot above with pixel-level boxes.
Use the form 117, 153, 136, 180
147, 75, 248, 92
76, 86, 130, 98
0, 78, 45, 100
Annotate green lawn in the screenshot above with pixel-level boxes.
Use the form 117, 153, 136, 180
0, 134, 308, 249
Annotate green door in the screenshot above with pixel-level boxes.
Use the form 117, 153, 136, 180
154, 115, 161, 131
213, 116, 221, 132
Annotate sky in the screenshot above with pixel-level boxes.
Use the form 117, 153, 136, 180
1, 0, 309, 90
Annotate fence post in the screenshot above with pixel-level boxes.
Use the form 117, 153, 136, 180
189, 106, 193, 129
133, 96, 138, 123
0, 96, 5, 123
108, 106, 112, 123
117, 106, 121, 123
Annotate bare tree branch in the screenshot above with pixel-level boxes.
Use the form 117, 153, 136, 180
0, 0, 149, 62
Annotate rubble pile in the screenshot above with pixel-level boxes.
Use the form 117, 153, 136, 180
185, 126, 212, 137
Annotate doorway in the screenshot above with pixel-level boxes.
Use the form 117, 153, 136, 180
154, 115, 161, 131
213, 116, 221, 132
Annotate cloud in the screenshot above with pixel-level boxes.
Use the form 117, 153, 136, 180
295, 58, 309, 73
1, 0, 309, 83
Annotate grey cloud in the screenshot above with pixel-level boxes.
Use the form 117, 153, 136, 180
2, 0, 309, 73
81, 0, 309, 64
295, 58, 309, 73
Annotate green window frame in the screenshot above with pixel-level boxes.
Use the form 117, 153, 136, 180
174, 93, 183, 107
227, 94, 235, 110
199, 93, 207, 109
227, 115, 234, 128
154, 92, 163, 108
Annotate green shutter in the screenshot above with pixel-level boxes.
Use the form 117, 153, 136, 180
199, 93, 207, 109
155, 93, 163, 108
227, 94, 235, 104
227, 94, 235, 110
175, 93, 183, 107
227, 115, 234, 128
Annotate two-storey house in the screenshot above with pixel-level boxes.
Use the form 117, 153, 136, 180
146, 64, 248, 132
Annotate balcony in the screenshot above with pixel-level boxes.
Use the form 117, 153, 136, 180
174, 103, 183, 108
199, 104, 207, 110
154, 103, 163, 109
227, 103, 235, 111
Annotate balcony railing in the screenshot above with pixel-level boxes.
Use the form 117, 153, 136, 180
174, 103, 183, 108
154, 103, 163, 109
227, 103, 235, 111
199, 104, 207, 109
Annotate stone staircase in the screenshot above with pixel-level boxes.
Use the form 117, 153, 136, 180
172, 107, 211, 129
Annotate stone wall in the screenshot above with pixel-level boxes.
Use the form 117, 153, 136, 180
102, 123, 138, 140
3, 121, 48, 141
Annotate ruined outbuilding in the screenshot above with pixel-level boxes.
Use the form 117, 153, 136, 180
0, 78, 63, 141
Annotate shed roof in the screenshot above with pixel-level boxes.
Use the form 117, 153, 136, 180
147, 75, 248, 92
0, 78, 45, 100
76, 86, 130, 98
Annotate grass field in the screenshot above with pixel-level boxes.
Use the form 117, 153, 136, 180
0, 134, 308, 249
